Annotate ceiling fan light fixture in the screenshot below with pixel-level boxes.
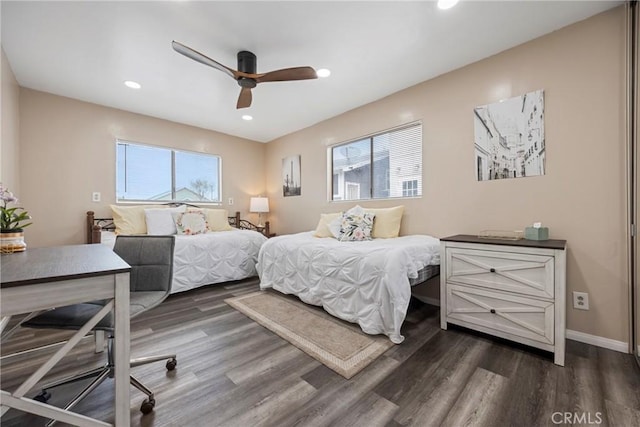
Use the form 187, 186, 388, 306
173, 41, 318, 109
242, 115, 253, 121
124, 80, 141, 89
316, 68, 331, 78
437, 0, 459, 10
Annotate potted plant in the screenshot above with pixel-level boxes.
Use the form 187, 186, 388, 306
1, 184, 32, 253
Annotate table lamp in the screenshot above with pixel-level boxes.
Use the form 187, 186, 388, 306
249, 197, 269, 228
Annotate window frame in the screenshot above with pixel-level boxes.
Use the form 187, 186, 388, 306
328, 122, 423, 202
115, 139, 222, 205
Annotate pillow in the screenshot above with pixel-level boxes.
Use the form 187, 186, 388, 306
313, 212, 342, 238
110, 204, 157, 235
329, 206, 375, 242
172, 210, 208, 235
328, 206, 366, 239
145, 205, 186, 235
204, 208, 233, 232
363, 206, 405, 238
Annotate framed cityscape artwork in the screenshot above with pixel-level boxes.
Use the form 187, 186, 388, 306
282, 155, 301, 197
474, 89, 545, 181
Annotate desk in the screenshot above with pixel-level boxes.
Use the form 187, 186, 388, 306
0, 244, 131, 427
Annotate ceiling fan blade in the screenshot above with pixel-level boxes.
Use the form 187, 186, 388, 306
255, 66, 317, 83
172, 41, 238, 80
237, 87, 252, 109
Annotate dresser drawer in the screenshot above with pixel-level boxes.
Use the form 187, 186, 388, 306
445, 247, 555, 298
446, 284, 554, 345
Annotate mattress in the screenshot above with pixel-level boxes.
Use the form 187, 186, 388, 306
257, 231, 440, 343
410, 264, 440, 286
101, 229, 267, 293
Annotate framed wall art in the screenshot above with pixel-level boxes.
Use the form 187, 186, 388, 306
282, 155, 301, 197
474, 89, 545, 181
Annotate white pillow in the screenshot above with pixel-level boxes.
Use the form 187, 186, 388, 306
144, 205, 186, 235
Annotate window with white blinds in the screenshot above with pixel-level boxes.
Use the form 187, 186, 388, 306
116, 140, 221, 204
330, 123, 422, 201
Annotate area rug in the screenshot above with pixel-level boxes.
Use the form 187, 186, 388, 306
225, 291, 394, 379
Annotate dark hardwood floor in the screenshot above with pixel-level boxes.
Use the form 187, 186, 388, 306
1, 277, 639, 427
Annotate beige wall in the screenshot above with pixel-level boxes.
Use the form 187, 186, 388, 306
19, 89, 265, 248
1, 46, 20, 193
265, 7, 629, 342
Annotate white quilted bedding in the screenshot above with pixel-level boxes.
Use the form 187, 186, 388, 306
256, 232, 440, 343
101, 229, 267, 294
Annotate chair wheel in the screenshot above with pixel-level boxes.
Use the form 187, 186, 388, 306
140, 398, 155, 414
166, 358, 177, 371
33, 390, 51, 403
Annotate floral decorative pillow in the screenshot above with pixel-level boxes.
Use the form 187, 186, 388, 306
172, 210, 208, 235
333, 208, 375, 242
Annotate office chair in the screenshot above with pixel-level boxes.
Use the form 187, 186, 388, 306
23, 235, 177, 421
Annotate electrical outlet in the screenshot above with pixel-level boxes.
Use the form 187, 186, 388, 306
92, 192, 101, 202
228, 197, 234, 205
573, 291, 589, 310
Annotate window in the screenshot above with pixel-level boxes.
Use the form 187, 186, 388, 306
330, 123, 422, 201
346, 182, 361, 200
116, 140, 221, 203
402, 179, 418, 197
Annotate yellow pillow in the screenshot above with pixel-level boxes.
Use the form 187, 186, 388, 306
313, 212, 342, 237
205, 208, 233, 232
364, 206, 405, 238
110, 205, 153, 235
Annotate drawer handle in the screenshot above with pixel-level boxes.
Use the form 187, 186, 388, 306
490, 268, 496, 273
490, 309, 496, 314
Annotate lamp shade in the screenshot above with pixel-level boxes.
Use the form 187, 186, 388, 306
249, 197, 269, 213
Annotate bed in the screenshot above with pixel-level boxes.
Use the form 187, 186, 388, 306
87, 209, 268, 294
256, 231, 440, 344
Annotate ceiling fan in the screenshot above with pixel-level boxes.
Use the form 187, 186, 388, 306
172, 41, 318, 109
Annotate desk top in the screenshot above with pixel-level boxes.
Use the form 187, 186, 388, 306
1, 244, 131, 288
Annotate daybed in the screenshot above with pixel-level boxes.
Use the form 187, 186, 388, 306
87, 206, 268, 294
256, 206, 440, 343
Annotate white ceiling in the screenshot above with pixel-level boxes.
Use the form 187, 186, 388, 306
1, 1, 622, 143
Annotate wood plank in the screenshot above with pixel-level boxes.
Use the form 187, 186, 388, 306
267, 356, 400, 427
440, 368, 509, 427
327, 392, 398, 427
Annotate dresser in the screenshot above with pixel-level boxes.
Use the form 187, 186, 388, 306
439, 234, 567, 366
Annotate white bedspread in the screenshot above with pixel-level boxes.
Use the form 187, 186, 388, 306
101, 229, 267, 294
256, 232, 440, 343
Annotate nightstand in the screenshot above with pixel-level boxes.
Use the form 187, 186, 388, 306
440, 234, 567, 366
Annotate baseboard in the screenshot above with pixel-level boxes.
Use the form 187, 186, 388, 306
566, 329, 629, 353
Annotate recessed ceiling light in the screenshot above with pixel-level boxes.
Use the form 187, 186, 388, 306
437, 0, 459, 10
124, 80, 141, 89
242, 115, 253, 121
316, 68, 331, 78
